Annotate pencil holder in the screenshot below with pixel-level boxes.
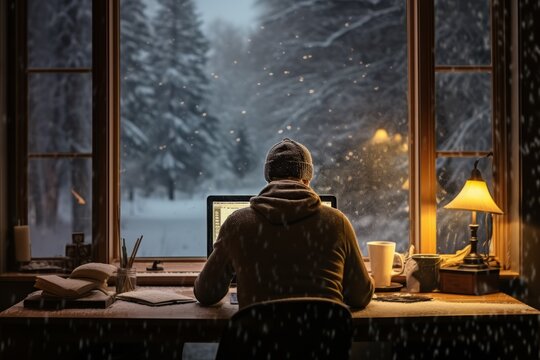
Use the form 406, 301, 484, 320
116, 268, 137, 294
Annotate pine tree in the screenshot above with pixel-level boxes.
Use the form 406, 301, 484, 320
229, 128, 256, 178
248, 0, 408, 156
147, 0, 217, 199
206, 20, 257, 182
120, 0, 154, 201
246, 0, 409, 249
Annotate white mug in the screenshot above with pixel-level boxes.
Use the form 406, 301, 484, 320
367, 241, 404, 287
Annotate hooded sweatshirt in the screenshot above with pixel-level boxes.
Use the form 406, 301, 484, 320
194, 180, 374, 309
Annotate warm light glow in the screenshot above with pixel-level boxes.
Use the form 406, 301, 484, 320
71, 189, 86, 205
372, 129, 389, 144
401, 178, 409, 190
444, 180, 503, 214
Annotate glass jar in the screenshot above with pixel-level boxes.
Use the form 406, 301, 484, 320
116, 268, 137, 294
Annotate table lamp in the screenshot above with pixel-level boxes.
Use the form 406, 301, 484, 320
439, 156, 503, 295
443, 157, 503, 268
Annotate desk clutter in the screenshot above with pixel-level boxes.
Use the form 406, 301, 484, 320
23, 290, 115, 310
22, 261, 197, 309
24, 262, 117, 309
33, 262, 116, 297
374, 293, 433, 303
402, 245, 500, 295
116, 235, 143, 294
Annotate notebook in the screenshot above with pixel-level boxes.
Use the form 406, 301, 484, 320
206, 195, 337, 256
116, 289, 196, 306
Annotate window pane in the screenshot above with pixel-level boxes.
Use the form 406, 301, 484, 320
436, 73, 492, 152
436, 157, 495, 254
120, 0, 409, 257
27, 0, 92, 68
435, 0, 491, 66
28, 158, 92, 258
28, 73, 92, 154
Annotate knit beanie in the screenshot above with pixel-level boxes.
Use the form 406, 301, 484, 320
264, 138, 313, 182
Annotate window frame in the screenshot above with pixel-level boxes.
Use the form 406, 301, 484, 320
7, 0, 518, 272
9, 0, 112, 264
410, 0, 516, 272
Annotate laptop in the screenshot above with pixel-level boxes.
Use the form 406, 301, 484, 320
206, 195, 337, 257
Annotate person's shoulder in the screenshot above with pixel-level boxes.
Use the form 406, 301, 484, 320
219, 207, 258, 236
224, 206, 258, 224
318, 204, 346, 218
317, 204, 354, 228
232, 206, 256, 217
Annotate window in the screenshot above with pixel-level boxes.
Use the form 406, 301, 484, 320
8, 0, 514, 270
411, 0, 511, 266
16, 0, 93, 258
434, 0, 496, 254
119, 0, 409, 257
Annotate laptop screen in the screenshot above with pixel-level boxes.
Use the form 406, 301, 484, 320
207, 195, 337, 256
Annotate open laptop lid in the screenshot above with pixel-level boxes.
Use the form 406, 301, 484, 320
207, 195, 337, 257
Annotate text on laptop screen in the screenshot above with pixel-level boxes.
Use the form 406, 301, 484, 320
211, 198, 336, 245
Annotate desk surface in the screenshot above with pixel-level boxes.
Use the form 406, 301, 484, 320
1, 289, 539, 359
1, 288, 538, 320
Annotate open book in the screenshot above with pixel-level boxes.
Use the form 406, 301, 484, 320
34, 263, 117, 299
116, 289, 196, 306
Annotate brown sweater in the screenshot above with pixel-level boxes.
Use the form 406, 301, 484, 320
194, 180, 374, 309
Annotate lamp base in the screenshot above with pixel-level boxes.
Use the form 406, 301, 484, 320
439, 266, 499, 295
459, 253, 488, 269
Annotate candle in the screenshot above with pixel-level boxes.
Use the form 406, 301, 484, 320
14, 225, 31, 262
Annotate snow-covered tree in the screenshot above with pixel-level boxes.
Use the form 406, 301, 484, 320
120, 0, 154, 201
147, 0, 217, 199
246, 0, 409, 248
247, 0, 407, 151
205, 20, 257, 183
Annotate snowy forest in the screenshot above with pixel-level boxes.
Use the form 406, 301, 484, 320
119, 0, 410, 257
26, 0, 493, 258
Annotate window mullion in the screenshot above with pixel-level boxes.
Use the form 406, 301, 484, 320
14, 0, 28, 240
27, 68, 92, 73
411, 0, 437, 254
93, 0, 119, 263
491, 0, 513, 270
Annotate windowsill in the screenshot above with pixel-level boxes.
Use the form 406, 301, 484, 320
120, 261, 205, 285
0, 261, 205, 285
0, 263, 520, 286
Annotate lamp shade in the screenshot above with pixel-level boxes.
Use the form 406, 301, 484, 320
444, 179, 503, 214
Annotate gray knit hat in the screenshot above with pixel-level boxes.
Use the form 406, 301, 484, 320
264, 138, 313, 182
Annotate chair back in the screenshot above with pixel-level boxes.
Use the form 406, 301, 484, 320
215, 297, 353, 360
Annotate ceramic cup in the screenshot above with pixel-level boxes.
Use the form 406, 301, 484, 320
411, 254, 442, 292
367, 241, 404, 287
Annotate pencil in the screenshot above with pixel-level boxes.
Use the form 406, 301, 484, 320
128, 235, 143, 269
122, 238, 128, 269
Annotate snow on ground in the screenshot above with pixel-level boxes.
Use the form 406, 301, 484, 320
121, 188, 260, 257
121, 196, 207, 257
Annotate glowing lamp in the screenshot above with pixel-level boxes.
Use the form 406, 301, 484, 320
444, 158, 503, 269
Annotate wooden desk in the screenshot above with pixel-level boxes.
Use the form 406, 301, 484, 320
1, 289, 538, 359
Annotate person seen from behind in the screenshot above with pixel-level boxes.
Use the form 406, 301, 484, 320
194, 138, 374, 309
